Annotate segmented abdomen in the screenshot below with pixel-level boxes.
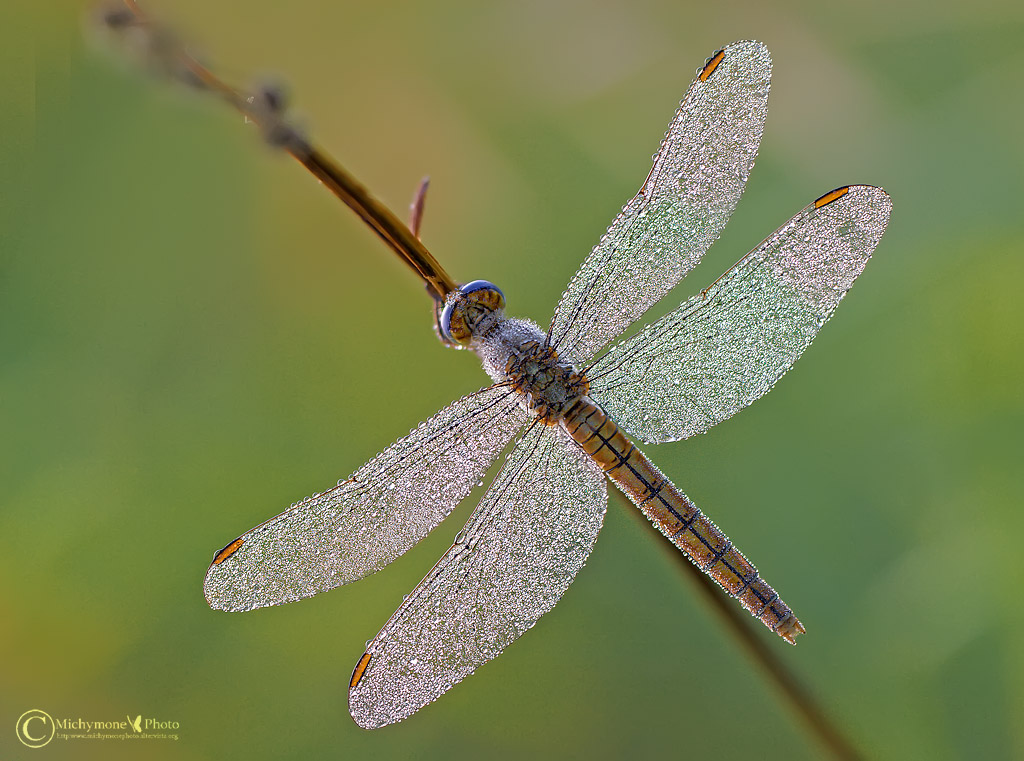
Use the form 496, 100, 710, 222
560, 397, 805, 643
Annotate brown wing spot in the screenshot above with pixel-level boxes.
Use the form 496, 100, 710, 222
699, 49, 726, 82
350, 652, 372, 689
212, 538, 245, 565
814, 186, 850, 209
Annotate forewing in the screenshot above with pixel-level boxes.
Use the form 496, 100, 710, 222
348, 422, 607, 729
203, 385, 527, 611
588, 185, 892, 443
548, 40, 771, 363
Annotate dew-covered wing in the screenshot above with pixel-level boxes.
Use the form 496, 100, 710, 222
588, 185, 892, 443
548, 40, 772, 363
203, 385, 527, 611
348, 422, 607, 728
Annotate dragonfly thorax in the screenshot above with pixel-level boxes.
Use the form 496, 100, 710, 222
503, 338, 589, 422
440, 281, 590, 422
460, 306, 589, 423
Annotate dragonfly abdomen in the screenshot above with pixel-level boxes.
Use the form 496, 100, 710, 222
561, 398, 806, 644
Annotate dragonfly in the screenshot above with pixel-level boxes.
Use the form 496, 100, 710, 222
201, 40, 891, 729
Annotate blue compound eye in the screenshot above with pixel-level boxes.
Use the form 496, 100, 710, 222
440, 281, 505, 344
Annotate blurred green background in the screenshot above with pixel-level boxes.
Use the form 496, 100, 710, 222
3, 0, 1022, 759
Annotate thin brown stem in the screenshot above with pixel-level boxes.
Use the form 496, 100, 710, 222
296, 150, 455, 300
118, 0, 457, 302
627, 502, 863, 760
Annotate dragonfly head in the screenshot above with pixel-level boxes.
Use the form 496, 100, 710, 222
439, 280, 505, 346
